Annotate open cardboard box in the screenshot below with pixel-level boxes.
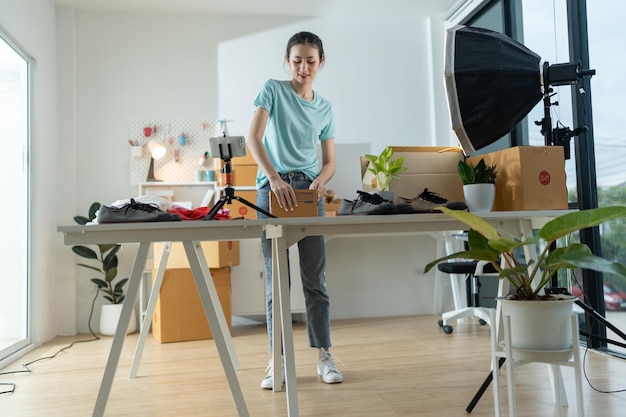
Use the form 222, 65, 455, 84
361, 146, 465, 203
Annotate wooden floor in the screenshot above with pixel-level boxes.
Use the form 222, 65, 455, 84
1, 315, 625, 417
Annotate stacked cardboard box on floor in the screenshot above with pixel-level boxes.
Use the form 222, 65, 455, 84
151, 241, 239, 343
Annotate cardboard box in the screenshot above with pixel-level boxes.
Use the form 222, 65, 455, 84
231, 164, 258, 186
151, 267, 231, 343
361, 146, 465, 203
270, 189, 319, 217
466, 146, 568, 211
227, 190, 259, 219
324, 199, 343, 217
153, 240, 240, 269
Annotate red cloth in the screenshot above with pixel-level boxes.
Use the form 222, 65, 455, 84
168, 206, 230, 221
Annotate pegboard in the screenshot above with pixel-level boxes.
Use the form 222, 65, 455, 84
129, 119, 222, 185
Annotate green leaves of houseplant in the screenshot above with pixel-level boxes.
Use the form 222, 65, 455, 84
72, 202, 128, 304
458, 158, 497, 185
424, 206, 626, 300
364, 146, 408, 192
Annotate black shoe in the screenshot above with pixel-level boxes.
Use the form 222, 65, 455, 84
97, 199, 182, 223
398, 188, 467, 213
337, 191, 398, 215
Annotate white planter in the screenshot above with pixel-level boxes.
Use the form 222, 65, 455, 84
99, 303, 137, 336
463, 183, 495, 212
499, 296, 576, 361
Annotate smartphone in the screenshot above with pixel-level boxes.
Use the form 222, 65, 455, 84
209, 135, 247, 160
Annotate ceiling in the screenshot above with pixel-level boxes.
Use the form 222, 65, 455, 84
53, 0, 462, 19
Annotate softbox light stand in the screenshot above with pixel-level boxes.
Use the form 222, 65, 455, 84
443, 25, 600, 414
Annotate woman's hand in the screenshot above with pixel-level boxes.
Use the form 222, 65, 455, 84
309, 179, 326, 202
270, 177, 297, 211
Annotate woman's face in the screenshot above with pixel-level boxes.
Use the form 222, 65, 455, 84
286, 43, 324, 86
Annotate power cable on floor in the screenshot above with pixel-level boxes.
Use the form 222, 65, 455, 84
0, 289, 102, 396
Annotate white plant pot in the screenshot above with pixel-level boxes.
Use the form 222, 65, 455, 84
463, 183, 495, 212
498, 297, 576, 362
99, 303, 137, 336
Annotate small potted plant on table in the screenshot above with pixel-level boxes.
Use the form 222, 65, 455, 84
364, 146, 408, 201
458, 158, 497, 212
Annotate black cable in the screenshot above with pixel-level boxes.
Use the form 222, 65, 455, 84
0, 288, 101, 396
570, 272, 626, 394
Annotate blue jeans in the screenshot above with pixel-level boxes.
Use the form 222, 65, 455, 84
257, 171, 330, 352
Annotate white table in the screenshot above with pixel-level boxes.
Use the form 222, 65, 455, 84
264, 210, 572, 417
59, 219, 267, 417
59, 210, 571, 417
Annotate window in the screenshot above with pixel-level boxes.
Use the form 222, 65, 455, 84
0, 27, 31, 365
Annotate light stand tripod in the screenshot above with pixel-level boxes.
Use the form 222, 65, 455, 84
203, 145, 274, 220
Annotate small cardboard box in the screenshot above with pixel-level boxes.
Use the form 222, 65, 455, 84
270, 189, 319, 217
362, 146, 465, 202
466, 146, 568, 211
151, 267, 231, 343
324, 199, 343, 217
153, 241, 240, 269
231, 164, 257, 186
227, 190, 259, 219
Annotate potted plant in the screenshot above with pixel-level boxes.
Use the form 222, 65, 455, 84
72, 202, 136, 335
458, 158, 497, 212
364, 146, 408, 200
425, 206, 626, 355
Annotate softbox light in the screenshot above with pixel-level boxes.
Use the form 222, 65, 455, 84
445, 25, 543, 154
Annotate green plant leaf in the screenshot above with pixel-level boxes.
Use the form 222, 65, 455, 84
114, 278, 129, 293
104, 267, 118, 283
539, 206, 626, 242
437, 207, 501, 240
88, 202, 101, 221
72, 245, 98, 259
91, 278, 108, 289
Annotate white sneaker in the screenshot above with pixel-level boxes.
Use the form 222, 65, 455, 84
260, 358, 285, 390
317, 350, 343, 384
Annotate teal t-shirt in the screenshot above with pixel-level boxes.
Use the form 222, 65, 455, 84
253, 79, 336, 188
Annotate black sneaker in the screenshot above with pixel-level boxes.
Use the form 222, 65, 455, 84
337, 191, 398, 215
96, 199, 183, 223
398, 188, 467, 213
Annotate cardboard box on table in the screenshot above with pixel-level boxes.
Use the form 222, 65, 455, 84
151, 267, 231, 343
361, 146, 465, 203
466, 146, 568, 211
270, 189, 319, 217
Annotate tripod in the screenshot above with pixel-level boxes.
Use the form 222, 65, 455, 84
204, 157, 275, 220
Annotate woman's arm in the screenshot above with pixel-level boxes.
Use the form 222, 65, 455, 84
247, 106, 297, 211
310, 138, 336, 200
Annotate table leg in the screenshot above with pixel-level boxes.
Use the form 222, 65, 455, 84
182, 240, 248, 417
271, 235, 283, 391
273, 232, 300, 417
129, 241, 172, 378
92, 242, 150, 417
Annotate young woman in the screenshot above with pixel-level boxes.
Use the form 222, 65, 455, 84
247, 31, 342, 389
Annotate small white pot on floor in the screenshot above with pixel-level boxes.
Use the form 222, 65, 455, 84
99, 303, 137, 336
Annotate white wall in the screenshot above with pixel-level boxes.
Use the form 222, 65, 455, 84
0, 0, 60, 345
51, 10, 458, 334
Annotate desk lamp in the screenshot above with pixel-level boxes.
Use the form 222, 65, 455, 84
146, 140, 166, 182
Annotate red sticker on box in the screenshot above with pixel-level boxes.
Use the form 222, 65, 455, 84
539, 170, 551, 185
239, 207, 248, 216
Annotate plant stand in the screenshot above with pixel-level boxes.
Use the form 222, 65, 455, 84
489, 310, 584, 417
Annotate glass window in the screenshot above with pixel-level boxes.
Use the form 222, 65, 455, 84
0, 29, 31, 364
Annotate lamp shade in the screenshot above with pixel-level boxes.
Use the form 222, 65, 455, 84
444, 25, 543, 154
147, 140, 166, 159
